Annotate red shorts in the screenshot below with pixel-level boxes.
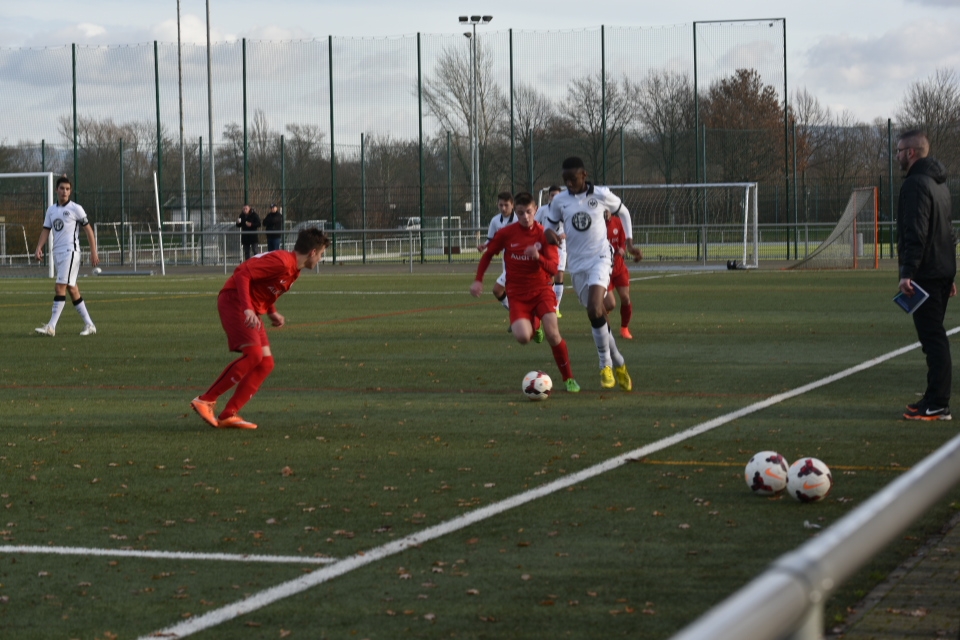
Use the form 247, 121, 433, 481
508, 287, 557, 325
218, 290, 270, 353
609, 260, 630, 290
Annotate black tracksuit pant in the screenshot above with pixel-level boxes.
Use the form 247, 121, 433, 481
912, 277, 954, 407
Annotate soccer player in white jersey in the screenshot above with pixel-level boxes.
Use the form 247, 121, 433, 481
545, 157, 636, 390
536, 185, 566, 316
477, 192, 517, 311
33, 176, 100, 337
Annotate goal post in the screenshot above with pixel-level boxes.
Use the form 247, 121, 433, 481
788, 187, 879, 270
0, 172, 55, 276
540, 182, 760, 268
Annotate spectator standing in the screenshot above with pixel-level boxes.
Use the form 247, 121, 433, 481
237, 204, 261, 260
263, 203, 284, 252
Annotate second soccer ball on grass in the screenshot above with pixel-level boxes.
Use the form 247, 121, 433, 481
787, 457, 833, 503
744, 450, 790, 496
522, 370, 552, 401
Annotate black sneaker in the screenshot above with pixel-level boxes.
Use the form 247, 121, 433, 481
904, 402, 952, 421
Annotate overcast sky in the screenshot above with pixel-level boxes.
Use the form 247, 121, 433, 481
2, 0, 960, 123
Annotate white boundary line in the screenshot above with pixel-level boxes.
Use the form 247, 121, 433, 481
0, 546, 336, 565
140, 329, 957, 639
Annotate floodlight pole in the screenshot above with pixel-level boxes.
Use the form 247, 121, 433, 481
459, 15, 492, 231
205, 0, 217, 223
177, 0, 187, 227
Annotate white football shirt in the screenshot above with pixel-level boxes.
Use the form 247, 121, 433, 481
546, 184, 632, 273
485, 211, 517, 243
42, 200, 89, 255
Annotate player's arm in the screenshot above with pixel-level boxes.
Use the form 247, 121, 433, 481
471, 233, 503, 297
34, 227, 50, 261
526, 237, 559, 277
609, 199, 642, 261
230, 266, 262, 329
543, 210, 563, 246
82, 222, 100, 267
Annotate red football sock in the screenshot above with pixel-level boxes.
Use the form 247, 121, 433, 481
551, 340, 574, 381
200, 345, 263, 404
221, 355, 275, 418
533, 316, 541, 331
620, 301, 632, 328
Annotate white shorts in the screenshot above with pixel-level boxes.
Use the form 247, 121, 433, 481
557, 243, 567, 272
569, 259, 612, 308
54, 251, 82, 286
496, 258, 506, 287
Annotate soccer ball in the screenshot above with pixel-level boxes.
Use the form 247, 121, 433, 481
93, 267, 102, 275
787, 457, 833, 503
522, 370, 552, 401
744, 450, 790, 496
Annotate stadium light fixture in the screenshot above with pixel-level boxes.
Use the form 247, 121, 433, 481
458, 14, 492, 230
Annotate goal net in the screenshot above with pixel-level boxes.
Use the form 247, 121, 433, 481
0, 172, 55, 274
540, 182, 759, 268
789, 187, 879, 270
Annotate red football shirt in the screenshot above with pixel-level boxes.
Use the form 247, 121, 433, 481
476, 222, 558, 302
606, 215, 627, 272
221, 251, 301, 315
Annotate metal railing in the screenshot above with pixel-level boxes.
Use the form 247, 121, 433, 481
671, 430, 960, 640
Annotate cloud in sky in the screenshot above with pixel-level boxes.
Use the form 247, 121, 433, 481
799, 20, 960, 119
905, 0, 960, 7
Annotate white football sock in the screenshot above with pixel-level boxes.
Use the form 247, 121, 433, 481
591, 324, 612, 369
74, 299, 94, 326
48, 299, 66, 328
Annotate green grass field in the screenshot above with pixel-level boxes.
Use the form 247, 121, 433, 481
1, 266, 958, 639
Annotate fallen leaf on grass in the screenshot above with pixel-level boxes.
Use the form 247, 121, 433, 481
886, 608, 928, 617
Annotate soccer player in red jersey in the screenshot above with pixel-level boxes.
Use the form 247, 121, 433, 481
604, 208, 642, 339
190, 228, 331, 429
471, 192, 580, 393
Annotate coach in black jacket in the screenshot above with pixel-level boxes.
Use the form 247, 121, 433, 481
897, 129, 957, 421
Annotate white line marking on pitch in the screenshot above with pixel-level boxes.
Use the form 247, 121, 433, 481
139, 329, 955, 639
0, 546, 336, 565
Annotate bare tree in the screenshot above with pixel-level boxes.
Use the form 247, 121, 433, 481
634, 69, 696, 184
507, 82, 557, 191
421, 40, 508, 215
557, 74, 636, 180
896, 67, 960, 167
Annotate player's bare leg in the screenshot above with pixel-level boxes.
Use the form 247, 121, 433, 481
542, 312, 577, 392
617, 285, 633, 340
510, 318, 534, 344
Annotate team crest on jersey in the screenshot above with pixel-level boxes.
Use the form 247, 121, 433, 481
588, 198, 598, 208
571, 211, 591, 231
53, 219, 64, 232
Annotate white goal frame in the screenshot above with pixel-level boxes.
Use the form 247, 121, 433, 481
0, 172, 55, 276
540, 182, 759, 269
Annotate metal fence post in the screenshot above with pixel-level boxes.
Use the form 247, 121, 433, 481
154, 41, 162, 224
72, 43, 78, 195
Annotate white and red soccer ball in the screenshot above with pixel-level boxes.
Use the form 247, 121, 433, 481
744, 451, 790, 496
522, 370, 552, 401
786, 457, 833, 503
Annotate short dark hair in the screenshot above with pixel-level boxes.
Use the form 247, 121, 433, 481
548, 185, 561, 193
561, 157, 585, 171
513, 192, 536, 207
497, 191, 514, 204
898, 129, 930, 157
293, 227, 331, 254
56, 176, 71, 188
